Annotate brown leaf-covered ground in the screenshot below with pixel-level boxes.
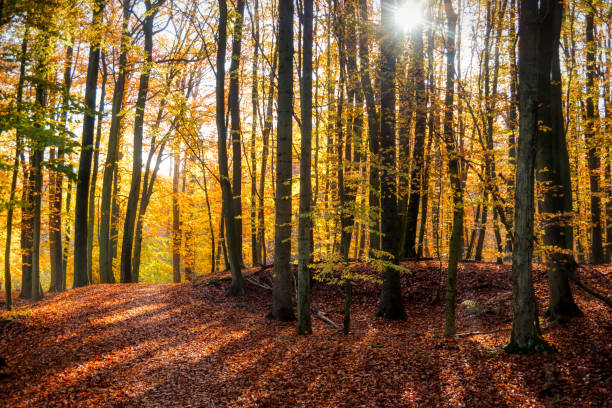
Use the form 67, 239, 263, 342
1, 261, 610, 407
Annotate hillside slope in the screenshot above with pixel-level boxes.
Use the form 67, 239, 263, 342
1, 261, 610, 407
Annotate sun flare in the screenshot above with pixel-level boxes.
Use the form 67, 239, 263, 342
395, 0, 424, 31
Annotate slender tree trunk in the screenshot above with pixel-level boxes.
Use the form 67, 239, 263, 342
404, 25, 426, 259
86, 53, 107, 284
5, 31, 28, 309
297, 0, 313, 336
376, 0, 405, 320
74, 0, 106, 288
250, 0, 260, 266
229, 0, 246, 266
257, 48, 276, 266
358, 0, 380, 255
172, 142, 182, 283
99, 0, 130, 284
49, 44, 73, 292
443, 0, 463, 337
217, 0, 245, 296
62, 178, 72, 284
269, 0, 295, 321
20, 160, 33, 300
120, 0, 160, 283
585, 7, 603, 264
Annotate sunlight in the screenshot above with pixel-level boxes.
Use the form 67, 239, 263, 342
395, 0, 424, 32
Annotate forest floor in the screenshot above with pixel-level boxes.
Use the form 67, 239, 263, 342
0, 260, 610, 408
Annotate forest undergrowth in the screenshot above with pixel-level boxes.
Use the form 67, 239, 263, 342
1, 260, 610, 407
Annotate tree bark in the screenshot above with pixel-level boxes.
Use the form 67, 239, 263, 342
358, 0, 380, 255
403, 25, 426, 259
585, 6, 603, 264
86, 53, 107, 285
506, 0, 553, 354
297, 0, 313, 335
49, 44, 73, 292
268, 0, 295, 321
172, 141, 182, 283
217, 0, 245, 296
443, 0, 463, 337
229, 0, 246, 266
534, 2, 581, 321
376, 0, 405, 320
120, 0, 160, 283
74, 0, 106, 288
99, 0, 130, 284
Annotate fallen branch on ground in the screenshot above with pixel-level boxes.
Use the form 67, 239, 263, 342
570, 267, 612, 308
311, 308, 342, 331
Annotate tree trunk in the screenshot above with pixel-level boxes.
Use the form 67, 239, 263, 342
49, 44, 73, 292
358, 0, 380, 255
404, 26, 426, 259
120, 0, 160, 284
229, 0, 246, 267
534, 3, 581, 321
443, 0, 463, 337
5, 31, 28, 309
217, 0, 245, 296
585, 7, 603, 264
250, 0, 260, 267
297, 0, 313, 335
506, 0, 553, 354
99, 0, 130, 284
172, 142, 182, 283
376, 0, 405, 320
20, 162, 33, 300
74, 0, 106, 288
86, 53, 107, 284
269, 0, 295, 321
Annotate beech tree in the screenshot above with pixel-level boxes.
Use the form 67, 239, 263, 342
376, 0, 405, 320
73, 0, 106, 288
269, 0, 295, 321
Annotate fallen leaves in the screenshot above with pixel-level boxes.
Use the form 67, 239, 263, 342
0, 260, 610, 407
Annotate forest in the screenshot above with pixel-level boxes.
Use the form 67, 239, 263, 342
0, 0, 611, 406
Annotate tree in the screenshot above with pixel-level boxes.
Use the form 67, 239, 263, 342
229, 0, 246, 266
120, 0, 164, 283
73, 0, 106, 288
506, 0, 554, 354
402, 22, 426, 259
534, 0, 581, 321
99, 0, 131, 284
297, 0, 313, 335
442, 0, 463, 337
49, 44, 73, 292
3, 28, 28, 309
585, 4, 603, 264
268, 0, 295, 321
217, 0, 245, 296
86, 52, 108, 284
376, 0, 405, 320
172, 139, 182, 283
